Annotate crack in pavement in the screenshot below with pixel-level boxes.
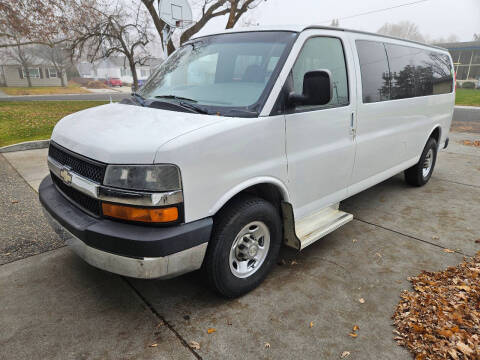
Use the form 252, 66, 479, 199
122, 277, 203, 360
436, 178, 480, 189
353, 218, 472, 257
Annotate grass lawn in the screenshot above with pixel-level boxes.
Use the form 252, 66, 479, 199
455, 88, 480, 106
0, 83, 90, 96
0, 101, 107, 147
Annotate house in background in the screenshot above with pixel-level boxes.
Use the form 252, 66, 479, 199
0, 56, 68, 87
77, 56, 162, 85
438, 40, 480, 85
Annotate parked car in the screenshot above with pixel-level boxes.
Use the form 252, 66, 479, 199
105, 77, 122, 87
39, 26, 455, 298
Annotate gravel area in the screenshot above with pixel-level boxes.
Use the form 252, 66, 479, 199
0, 155, 63, 265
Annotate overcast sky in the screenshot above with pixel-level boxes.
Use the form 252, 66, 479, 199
196, 0, 479, 42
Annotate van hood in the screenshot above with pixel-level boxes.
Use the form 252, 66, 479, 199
51, 103, 224, 164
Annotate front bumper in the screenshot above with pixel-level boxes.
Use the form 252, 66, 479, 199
39, 175, 213, 279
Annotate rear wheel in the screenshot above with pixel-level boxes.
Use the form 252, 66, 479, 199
204, 195, 282, 298
404, 137, 438, 186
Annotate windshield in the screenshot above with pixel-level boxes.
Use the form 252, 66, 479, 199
138, 31, 297, 116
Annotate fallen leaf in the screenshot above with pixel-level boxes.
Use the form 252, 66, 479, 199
264, 342, 270, 349
149, 343, 158, 347
456, 342, 473, 356
443, 248, 455, 253
11, 200, 18, 204
475, 239, 480, 244
207, 328, 216, 334
375, 252, 382, 258
340, 351, 350, 358
352, 325, 359, 331
462, 140, 473, 146
359, 298, 365, 304
290, 260, 298, 265
448, 349, 459, 360
352, 239, 357, 243
226, 319, 232, 325
156, 321, 164, 327
348, 333, 357, 338
432, 235, 439, 240
189, 341, 200, 350
309, 321, 314, 328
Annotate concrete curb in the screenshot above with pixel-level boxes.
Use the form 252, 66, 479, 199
0, 140, 50, 153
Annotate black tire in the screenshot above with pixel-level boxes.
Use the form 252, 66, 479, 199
204, 195, 282, 298
404, 137, 438, 186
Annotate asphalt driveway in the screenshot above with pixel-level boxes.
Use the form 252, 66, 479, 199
1, 131, 479, 359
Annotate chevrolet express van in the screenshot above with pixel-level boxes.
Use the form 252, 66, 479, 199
39, 26, 455, 298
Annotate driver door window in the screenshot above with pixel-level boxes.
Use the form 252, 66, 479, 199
292, 37, 349, 111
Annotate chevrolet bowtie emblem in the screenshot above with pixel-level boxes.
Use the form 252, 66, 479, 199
59, 167, 73, 185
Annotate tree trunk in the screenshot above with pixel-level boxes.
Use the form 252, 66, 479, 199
23, 65, 32, 87
128, 57, 138, 91
59, 69, 66, 87
141, 0, 175, 55
226, 1, 237, 29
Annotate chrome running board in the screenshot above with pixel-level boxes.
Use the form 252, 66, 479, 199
286, 204, 353, 250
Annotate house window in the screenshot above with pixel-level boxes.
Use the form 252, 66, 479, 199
140, 69, 150, 77
48, 67, 58, 78
22, 68, 40, 78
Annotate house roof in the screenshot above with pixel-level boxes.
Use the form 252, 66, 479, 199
436, 40, 480, 51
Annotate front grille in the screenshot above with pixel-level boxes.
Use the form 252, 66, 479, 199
52, 173, 101, 216
49, 142, 106, 183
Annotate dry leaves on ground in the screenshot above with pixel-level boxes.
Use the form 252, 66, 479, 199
189, 341, 200, 350
392, 252, 480, 359
461, 140, 480, 147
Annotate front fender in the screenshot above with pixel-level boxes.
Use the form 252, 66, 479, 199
208, 176, 290, 217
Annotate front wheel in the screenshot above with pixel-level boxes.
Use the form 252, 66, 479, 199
404, 137, 438, 186
204, 195, 282, 298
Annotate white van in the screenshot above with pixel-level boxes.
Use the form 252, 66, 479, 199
40, 26, 455, 298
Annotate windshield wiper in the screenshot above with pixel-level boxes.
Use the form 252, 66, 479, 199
154, 95, 198, 103
153, 95, 208, 114
131, 92, 146, 107
178, 101, 209, 114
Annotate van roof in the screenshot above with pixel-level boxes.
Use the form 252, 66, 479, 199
191, 25, 448, 52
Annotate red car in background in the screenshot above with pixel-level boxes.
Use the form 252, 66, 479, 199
105, 77, 123, 87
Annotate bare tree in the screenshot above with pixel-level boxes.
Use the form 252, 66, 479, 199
474, 33, 479, 41
6, 39, 34, 87
141, 0, 266, 55
71, 1, 153, 90
35, 44, 71, 86
0, 0, 95, 48
377, 21, 425, 42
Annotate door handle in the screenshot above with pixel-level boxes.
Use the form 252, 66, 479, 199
350, 113, 356, 138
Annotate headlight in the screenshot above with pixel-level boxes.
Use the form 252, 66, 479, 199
103, 164, 181, 192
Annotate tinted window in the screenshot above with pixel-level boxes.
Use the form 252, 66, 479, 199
385, 44, 453, 98
429, 52, 453, 94
356, 40, 390, 103
292, 37, 349, 110
386, 44, 417, 99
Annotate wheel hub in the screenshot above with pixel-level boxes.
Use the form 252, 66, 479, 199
229, 221, 270, 278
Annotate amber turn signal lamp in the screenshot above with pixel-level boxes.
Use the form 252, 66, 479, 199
102, 203, 178, 223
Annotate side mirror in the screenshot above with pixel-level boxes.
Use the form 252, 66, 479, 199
288, 70, 333, 107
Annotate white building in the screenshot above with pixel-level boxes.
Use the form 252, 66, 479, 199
77, 56, 162, 84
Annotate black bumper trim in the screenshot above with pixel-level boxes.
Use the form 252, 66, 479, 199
39, 176, 212, 258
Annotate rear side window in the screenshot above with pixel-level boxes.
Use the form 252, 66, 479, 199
385, 44, 453, 99
356, 40, 390, 103
292, 37, 349, 110
356, 40, 453, 103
